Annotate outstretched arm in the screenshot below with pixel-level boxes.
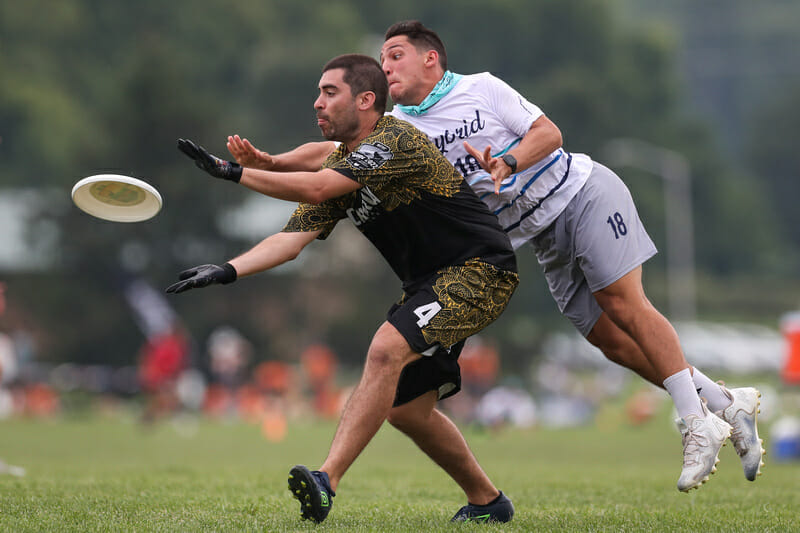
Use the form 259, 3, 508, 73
178, 138, 359, 203
229, 230, 319, 277
227, 135, 337, 172
166, 230, 320, 294
464, 115, 562, 193
239, 167, 359, 204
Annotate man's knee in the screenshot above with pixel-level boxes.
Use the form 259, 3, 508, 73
366, 322, 418, 371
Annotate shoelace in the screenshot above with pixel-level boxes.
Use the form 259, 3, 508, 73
681, 421, 711, 467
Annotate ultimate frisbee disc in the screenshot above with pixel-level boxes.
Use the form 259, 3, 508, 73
71, 174, 162, 222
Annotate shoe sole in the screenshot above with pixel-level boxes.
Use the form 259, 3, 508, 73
288, 465, 324, 522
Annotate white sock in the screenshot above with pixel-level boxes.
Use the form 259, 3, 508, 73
691, 368, 732, 412
663, 368, 704, 419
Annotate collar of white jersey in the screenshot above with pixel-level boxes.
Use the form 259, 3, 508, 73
395, 71, 463, 116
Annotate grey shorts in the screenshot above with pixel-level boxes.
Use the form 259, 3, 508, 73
529, 162, 657, 336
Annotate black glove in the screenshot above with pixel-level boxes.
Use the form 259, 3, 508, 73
177, 138, 243, 182
165, 263, 237, 294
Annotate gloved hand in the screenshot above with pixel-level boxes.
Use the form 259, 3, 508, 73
178, 138, 243, 182
165, 263, 237, 294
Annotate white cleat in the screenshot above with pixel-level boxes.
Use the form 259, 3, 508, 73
676, 401, 732, 492
717, 385, 765, 481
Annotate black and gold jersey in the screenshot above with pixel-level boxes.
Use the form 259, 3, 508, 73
283, 116, 515, 289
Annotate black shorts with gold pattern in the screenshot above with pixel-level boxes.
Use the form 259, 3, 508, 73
388, 259, 518, 406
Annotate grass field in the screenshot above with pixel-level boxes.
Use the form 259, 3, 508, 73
1, 406, 799, 532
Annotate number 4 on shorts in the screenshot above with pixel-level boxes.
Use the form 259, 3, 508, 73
414, 301, 442, 327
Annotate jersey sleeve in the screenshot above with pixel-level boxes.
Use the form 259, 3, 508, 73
281, 200, 345, 240
482, 73, 544, 137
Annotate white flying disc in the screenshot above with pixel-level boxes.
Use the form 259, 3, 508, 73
72, 174, 162, 222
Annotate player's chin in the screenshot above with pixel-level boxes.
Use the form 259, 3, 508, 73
388, 87, 404, 102
319, 126, 336, 141
389, 86, 413, 105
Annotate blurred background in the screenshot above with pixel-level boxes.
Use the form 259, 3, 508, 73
1, 0, 799, 453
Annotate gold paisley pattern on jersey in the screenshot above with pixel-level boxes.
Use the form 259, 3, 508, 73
325, 117, 462, 212
390, 123, 463, 198
421, 260, 519, 347
283, 200, 345, 237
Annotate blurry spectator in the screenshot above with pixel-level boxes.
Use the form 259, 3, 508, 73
0, 282, 58, 419
203, 326, 253, 419
0, 333, 16, 406
253, 360, 293, 397
137, 324, 190, 423
175, 368, 207, 412
301, 344, 336, 390
459, 337, 500, 396
253, 360, 297, 441
138, 327, 189, 392
235, 383, 267, 424
23, 382, 59, 417
123, 277, 192, 423
300, 344, 344, 419
0, 282, 26, 476
474, 381, 537, 429
208, 326, 252, 389
0, 283, 17, 386
0, 282, 16, 419
625, 386, 662, 425
441, 337, 500, 424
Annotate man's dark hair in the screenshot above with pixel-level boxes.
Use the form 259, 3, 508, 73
322, 54, 388, 112
384, 20, 447, 70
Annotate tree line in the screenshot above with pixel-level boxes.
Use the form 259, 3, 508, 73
1, 0, 797, 369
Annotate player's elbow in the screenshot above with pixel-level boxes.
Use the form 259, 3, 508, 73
299, 169, 354, 204
304, 180, 345, 205
546, 120, 563, 150
553, 129, 563, 149
303, 186, 330, 205
284, 245, 304, 261
533, 116, 563, 152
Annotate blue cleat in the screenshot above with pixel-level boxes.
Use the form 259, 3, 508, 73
288, 465, 335, 523
451, 491, 514, 523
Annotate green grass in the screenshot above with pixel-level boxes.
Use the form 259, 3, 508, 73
1, 408, 798, 532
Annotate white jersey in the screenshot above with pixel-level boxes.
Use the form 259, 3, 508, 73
389, 72, 593, 249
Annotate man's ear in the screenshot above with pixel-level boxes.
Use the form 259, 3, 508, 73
424, 50, 439, 68
357, 91, 376, 111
